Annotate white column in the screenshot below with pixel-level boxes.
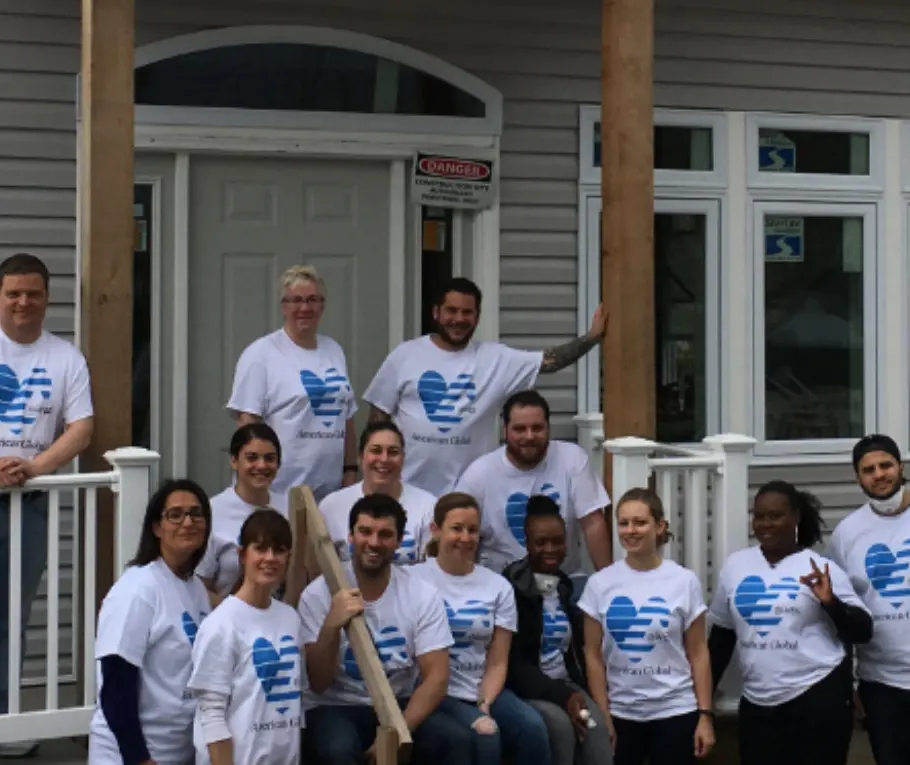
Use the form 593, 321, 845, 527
703, 434, 756, 587
105, 447, 160, 575
604, 437, 655, 560
575, 412, 605, 481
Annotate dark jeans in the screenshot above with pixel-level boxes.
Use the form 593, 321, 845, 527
738, 658, 854, 765
858, 680, 910, 765
305, 701, 471, 765
0, 492, 48, 715
611, 710, 698, 765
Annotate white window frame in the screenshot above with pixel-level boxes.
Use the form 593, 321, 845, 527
751, 200, 879, 456
746, 112, 885, 193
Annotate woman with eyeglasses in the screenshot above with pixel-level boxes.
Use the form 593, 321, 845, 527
227, 265, 358, 503
89, 479, 212, 765
196, 423, 287, 603
319, 422, 436, 566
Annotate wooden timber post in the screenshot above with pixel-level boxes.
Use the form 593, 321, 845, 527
80, 0, 136, 603
600, 0, 656, 510
290, 486, 413, 765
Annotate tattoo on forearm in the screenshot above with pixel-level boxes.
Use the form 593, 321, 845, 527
540, 333, 600, 374
368, 406, 392, 424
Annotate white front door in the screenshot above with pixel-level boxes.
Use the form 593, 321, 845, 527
187, 156, 391, 493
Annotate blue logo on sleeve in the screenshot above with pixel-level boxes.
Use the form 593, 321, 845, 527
541, 608, 570, 661
605, 595, 670, 664
299, 367, 351, 427
506, 484, 561, 545
733, 575, 800, 637
865, 541, 910, 609
181, 611, 200, 646
342, 625, 409, 682
444, 600, 492, 661
0, 365, 52, 435
252, 635, 301, 714
417, 371, 477, 433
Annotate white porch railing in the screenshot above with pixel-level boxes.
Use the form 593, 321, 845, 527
0, 447, 158, 744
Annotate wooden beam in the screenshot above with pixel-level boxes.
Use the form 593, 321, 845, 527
79, 0, 136, 604
600, 0, 656, 498
291, 487, 414, 756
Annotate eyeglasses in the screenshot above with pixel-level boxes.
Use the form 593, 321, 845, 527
281, 296, 325, 307
162, 506, 206, 524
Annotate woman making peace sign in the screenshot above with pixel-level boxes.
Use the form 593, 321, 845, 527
708, 480, 873, 765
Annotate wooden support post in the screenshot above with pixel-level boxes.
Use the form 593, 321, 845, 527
600, 0, 656, 498
79, 0, 136, 604
291, 486, 413, 760
375, 726, 400, 765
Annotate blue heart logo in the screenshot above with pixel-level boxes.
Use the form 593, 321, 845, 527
343, 625, 409, 681
251, 635, 301, 714
181, 611, 200, 646
733, 575, 800, 637
299, 367, 350, 427
541, 608, 570, 660
417, 371, 477, 433
865, 541, 910, 609
444, 600, 492, 661
394, 530, 419, 564
506, 484, 561, 545
0, 365, 52, 435
606, 595, 670, 664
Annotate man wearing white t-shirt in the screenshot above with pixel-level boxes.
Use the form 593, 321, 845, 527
228, 266, 358, 502
364, 277, 606, 496
298, 493, 469, 765
827, 434, 910, 765
457, 390, 611, 583
0, 254, 93, 758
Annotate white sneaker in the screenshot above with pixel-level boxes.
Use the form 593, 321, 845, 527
0, 741, 39, 758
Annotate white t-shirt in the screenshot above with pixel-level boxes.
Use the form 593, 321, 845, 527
413, 557, 517, 701
578, 559, 705, 722
709, 546, 866, 706
196, 488, 289, 596
89, 559, 210, 765
227, 330, 357, 500
0, 329, 93, 458
297, 565, 453, 705
362, 336, 542, 496
540, 591, 572, 680
827, 503, 910, 689
188, 596, 305, 765
318, 481, 436, 565
457, 442, 610, 576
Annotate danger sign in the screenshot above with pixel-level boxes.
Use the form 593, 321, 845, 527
411, 153, 496, 210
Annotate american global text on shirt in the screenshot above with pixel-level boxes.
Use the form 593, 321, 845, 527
615, 664, 674, 677
873, 609, 910, 622
0, 437, 49, 451
741, 639, 799, 651
297, 428, 345, 440
252, 716, 302, 733
411, 433, 473, 446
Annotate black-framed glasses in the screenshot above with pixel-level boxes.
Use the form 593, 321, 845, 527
281, 296, 325, 307
162, 506, 205, 524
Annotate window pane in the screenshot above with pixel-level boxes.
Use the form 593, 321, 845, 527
592, 122, 713, 170
763, 215, 864, 440
135, 44, 486, 118
656, 214, 708, 442
420, 207, 453, 335
133, 185, 153, 449
758, 128, 870, 175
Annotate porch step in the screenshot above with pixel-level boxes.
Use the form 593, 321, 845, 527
0, 739, 86, 765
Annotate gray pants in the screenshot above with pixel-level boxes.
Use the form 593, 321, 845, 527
529, 687, 614, 765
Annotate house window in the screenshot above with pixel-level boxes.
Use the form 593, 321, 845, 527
593, 123, 714, 171
758, 128, 870, 175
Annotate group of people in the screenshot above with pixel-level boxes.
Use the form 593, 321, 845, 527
1, 253, 910, 765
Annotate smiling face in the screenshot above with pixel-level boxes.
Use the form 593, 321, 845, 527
231, 437, 279, 493
240, 539, 290, 588
349, 512, 400, 575
0, 273, 47, 339
752, 491, 798, 556
504, 404, 549, 467
281, 278, 325, 336
433, 505, 481, 566
361, 429, 404, 489
432, 290, 478, 348
616, 499, 664, 557
526, 514, 566, 574
856, 450, 904, 500
153, 490, 208, 561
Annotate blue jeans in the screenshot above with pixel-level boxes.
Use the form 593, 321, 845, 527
437, 689, 552, 765
305, 701, 471, 765
858, 681, 910, 765
0, 492, 48, 715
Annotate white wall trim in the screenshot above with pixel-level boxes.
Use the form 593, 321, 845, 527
171, 153, 190, 477
388, 160, 407, 350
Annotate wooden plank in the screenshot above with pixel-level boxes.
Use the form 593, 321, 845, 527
375, 726, 400, 765
292, 486, 413, 756
601, 0, 656, 530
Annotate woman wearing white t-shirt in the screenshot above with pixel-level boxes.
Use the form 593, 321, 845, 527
579, 488, 714, 765
416, 492, 552, 765
227, 265, 358, 501
89, 479, 212, 765
197, 423, 287, 603
708, 480, 873, 765
188, 508, 304, 765
319, 422, 435, 565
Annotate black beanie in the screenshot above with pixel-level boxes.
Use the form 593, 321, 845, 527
852, 434, 902, 472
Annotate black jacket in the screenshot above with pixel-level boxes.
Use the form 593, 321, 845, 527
502, 557, 587, 708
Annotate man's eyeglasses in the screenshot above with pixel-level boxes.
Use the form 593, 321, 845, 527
162, 506, 206, 524
281, 296, 325, 307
